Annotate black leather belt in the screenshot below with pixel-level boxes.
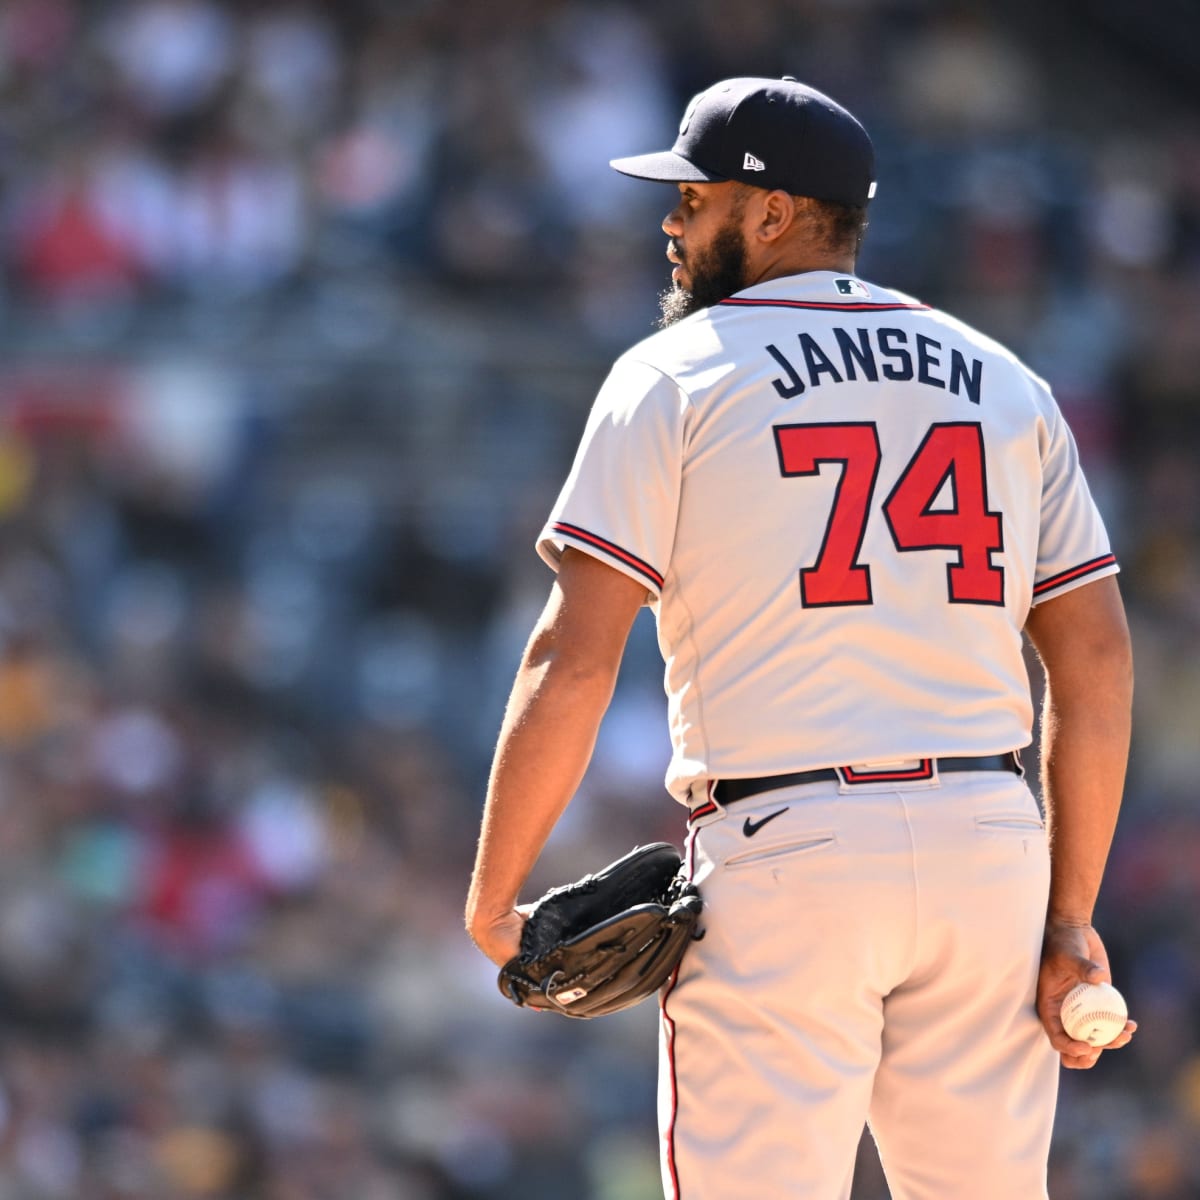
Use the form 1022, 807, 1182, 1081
717, 752, 1022, 805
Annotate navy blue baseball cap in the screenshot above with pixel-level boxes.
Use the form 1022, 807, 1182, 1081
611, 76, 876, 206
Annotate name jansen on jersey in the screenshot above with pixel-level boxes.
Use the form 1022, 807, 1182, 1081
766, 326, 983, 404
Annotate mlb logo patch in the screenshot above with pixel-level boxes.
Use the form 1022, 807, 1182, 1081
835, 278, 871, 299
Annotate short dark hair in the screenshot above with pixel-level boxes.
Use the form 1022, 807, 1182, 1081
809, 199, 869, 260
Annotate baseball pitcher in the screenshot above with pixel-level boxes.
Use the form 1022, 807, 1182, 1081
466, 76, 1135, 1199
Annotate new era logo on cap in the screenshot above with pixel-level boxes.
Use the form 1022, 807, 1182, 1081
610, 76, 876, 207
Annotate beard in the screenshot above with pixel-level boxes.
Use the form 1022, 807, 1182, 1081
656, 219, 750, 329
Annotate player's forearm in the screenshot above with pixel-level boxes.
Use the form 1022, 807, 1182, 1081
1040, 655, 1132, 927
465, 639, 619, 935
1023, 576, 1133, 928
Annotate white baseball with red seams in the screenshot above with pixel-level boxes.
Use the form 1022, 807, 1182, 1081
1060, 982, 1128, 1046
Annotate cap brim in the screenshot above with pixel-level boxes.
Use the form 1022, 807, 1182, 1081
609, 151, 727, 183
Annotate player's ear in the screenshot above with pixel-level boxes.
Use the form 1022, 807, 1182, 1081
751, 189, 798, 245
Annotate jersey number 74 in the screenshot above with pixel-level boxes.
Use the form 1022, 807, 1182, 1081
773, 420, 1005, 608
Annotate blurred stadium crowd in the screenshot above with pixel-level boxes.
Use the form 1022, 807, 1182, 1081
0, 0, 1193, 1197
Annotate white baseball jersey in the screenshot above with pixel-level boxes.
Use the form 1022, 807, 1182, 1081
537, 271, 1118, 805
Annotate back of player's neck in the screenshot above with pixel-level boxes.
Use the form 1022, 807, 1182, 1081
750, 255, 856, 286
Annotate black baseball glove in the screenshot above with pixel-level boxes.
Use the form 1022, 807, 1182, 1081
497, 842, 703, 1019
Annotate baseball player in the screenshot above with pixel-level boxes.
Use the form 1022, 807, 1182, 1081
466, 76, 1135, 1198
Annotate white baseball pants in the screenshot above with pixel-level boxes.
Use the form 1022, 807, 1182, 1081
659, 769, 1058, 1199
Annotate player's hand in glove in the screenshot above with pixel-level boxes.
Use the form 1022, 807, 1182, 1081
1037, 919, 1136, 1069
496, 842, 703, 1019
470, 905, 530, 970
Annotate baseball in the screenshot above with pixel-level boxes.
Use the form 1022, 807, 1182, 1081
1060, 982, 1128, 1046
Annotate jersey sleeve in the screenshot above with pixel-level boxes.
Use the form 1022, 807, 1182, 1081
537, 356, 689, 598
1031, 398, 1119, 606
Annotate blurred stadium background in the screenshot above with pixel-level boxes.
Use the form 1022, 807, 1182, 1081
0, 0, 1193, 1196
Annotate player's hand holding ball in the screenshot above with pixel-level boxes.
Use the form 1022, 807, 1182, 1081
1060, 981, 1128, 1047
1037, 919, 1136, 1069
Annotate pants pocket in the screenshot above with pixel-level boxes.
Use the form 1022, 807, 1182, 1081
975, 813, 1045, 834
723, 832, 837, 870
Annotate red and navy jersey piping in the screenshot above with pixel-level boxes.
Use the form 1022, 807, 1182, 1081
552, 522, 664, 590
1032, 553, 1118, 597
688, 781, 720, 824
718, 298, 931, 313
